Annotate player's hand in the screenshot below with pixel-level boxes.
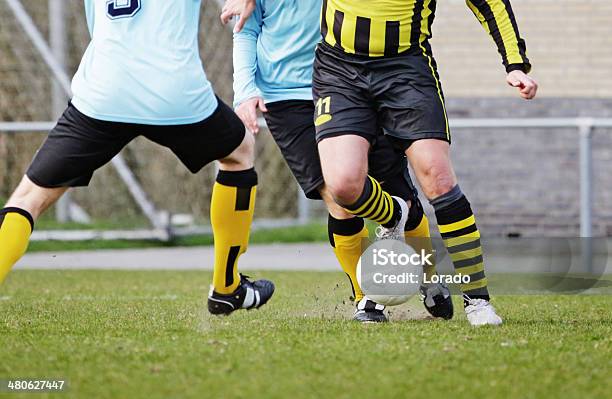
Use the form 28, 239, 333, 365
236, 96, 267, 134
507, 70, 538, 100
221, 0, 256, 33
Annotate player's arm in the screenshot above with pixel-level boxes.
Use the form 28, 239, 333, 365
221, 0, 257, 33
233, 0, 266, 134
466, 0, 538, 99
85, 0, 95, 37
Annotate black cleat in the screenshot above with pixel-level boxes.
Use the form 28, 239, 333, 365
353, 297, 388, 323
208, 274, 275, 315
420, 281, 454, 320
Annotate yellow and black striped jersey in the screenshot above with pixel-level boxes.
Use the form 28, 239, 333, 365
321, 0, 530, 72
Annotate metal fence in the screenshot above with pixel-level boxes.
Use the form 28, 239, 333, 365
0, 0, 300, 238
3, 117, 608, 240
2, 0, 611, 240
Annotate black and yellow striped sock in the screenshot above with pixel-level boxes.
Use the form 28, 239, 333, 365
431, 186, 489, 306
404, 201, 437, 280
211, 168, 257, 295
343, 176, 400, 228
328, 214, 368, 303
0, 207, 34, 284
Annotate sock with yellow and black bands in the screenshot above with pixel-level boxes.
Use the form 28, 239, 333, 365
343, 176, 400, 228
211, 168, 257, 295
328, 214, 368, 303
431, 185, 489, 307
403, 205, 437, 281
0, 207, 34, 284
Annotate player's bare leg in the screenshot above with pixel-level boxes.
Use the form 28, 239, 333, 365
406, 139, 501, 325
318, 134, 415, 321
5, 176, 67, 221
0, 177, 67, 284
317, 134, 409, 239
207, 132, 274, 315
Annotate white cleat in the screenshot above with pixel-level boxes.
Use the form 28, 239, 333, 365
465, 298, 503, 326
375, 196, 410, 241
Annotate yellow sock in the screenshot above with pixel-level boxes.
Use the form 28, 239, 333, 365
211, 169, 257, 295
328, 215, 368, 303
404, 213, 437, 280
0, 208, 34, 284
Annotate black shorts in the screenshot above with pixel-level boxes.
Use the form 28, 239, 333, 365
312, 42, 450, 149
26, 98, 245, 188
264, 100, 411, 200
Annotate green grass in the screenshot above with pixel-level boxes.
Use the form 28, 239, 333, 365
28, 223, 329, 252
1, 271, 611, 399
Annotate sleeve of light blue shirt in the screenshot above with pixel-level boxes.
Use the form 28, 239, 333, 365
84, 0, 95, 37
232, 0, 263, 108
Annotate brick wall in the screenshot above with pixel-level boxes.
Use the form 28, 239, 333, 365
433, 0, 612, 98
413, 1, 612, 237
437, 98, 612, 237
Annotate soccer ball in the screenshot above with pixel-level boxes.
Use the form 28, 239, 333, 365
356, 258, 414, 307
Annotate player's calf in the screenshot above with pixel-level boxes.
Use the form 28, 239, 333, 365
430, 185, 503, 325
1, 176, 66, 284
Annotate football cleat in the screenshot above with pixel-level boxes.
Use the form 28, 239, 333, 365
465, 297, 503, 326
420, 281, 454, 320
375, 196, 410, 241
353, 297, 388, 323
207, 274, 275, 315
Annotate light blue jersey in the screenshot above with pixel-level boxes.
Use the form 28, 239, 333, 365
233, 0, 321, 107
71, 0, 217, 125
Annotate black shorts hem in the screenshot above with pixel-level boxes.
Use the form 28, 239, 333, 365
302, 178, 325, 200
25, 171, 90, 189
316, 129, 375, 144
384, 131, 450, 150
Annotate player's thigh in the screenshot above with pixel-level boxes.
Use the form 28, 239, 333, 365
26, 103, 136, 189
405, 139, 457, 199
264, 100, 324, 200
144, 97, 246, 174
317, 134, 370, 203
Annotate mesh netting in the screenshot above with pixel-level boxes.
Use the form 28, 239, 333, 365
0, 1, 305, 225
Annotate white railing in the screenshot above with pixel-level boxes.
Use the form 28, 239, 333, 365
2, 117, 609, 239
450, 117, 612, 238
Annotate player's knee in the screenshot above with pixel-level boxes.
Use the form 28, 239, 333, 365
421, 165, 456, 199
5, 176, 63, 220
319, 185, 353, 219
219, 131, 255, 170
326, 174, 364, 206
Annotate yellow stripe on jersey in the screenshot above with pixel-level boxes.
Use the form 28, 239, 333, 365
323, 0, 430, 56
466, 0, 530, 71
340, 11, 357, 54
485, 0, 526, 66
320, 0, 529, 71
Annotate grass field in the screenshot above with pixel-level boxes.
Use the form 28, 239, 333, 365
1, 270, 610, 399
